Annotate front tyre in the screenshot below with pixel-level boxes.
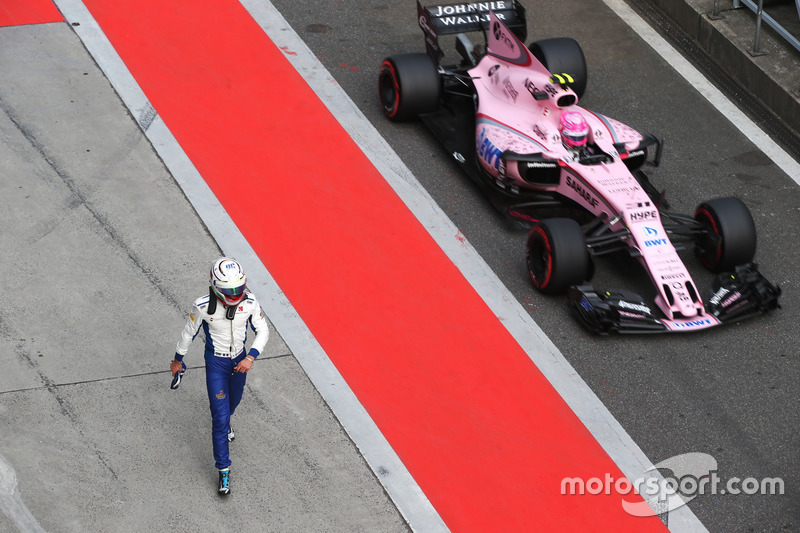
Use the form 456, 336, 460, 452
694, 197, 757, 272
526, 218, 590, 294
378, 54, 441, 122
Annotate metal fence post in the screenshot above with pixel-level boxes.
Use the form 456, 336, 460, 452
709, 0, 725, 20
749, 0, 768, 56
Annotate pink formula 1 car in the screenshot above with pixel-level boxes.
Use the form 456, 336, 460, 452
378, 1, 780, 333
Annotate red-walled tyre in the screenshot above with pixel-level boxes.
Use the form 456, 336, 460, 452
526, 218, 590, 294
694, 197, 757, 272
378, 53, 441, 122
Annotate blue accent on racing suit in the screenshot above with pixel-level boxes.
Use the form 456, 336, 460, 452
175, 291, 269, 470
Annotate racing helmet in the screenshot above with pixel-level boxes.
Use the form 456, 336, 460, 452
559, 111, 590, 149
210, 257, 247, 307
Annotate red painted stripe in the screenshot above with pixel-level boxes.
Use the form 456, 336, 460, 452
83, 1, 667, 530
0, 0, 62, 27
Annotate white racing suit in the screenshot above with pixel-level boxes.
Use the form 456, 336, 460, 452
175, 290, 268, 469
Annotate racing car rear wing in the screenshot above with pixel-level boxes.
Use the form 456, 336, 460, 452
418, 0, 527, 63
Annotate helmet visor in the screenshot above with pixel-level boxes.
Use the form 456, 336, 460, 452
563, 130, 588, 146
216, 284, 246, 305
217, 285, 244, 298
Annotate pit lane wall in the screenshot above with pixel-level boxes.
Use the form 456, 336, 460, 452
637, 0, 800, 138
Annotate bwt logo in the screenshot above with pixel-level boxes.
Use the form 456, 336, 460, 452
643, 226, 658, 237
644, 238, 667, 247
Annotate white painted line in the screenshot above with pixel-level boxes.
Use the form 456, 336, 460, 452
602, 0, 800, 184
241, 0, 707, 531
52, 1, 446, 531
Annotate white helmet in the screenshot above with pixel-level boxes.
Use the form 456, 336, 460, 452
210, 257, 247, 307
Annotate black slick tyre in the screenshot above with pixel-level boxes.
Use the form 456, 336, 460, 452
694, 197, 757, 272
529, 38, 587, 99
526, 218, 590, 294
378, 53, 441, 122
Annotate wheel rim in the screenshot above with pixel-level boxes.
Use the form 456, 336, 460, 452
527, 227, 552, 289
695, 208, 722, 269
378, 62, 399, 117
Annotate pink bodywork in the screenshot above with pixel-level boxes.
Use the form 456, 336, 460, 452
474, 13, 718, 331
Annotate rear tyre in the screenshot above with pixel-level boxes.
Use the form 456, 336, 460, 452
529, 38, 587, 99
378, 53, 441, 122
694, 197, 757, 272
526, 218, 590, 294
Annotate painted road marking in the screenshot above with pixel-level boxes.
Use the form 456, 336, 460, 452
51, 0, 700, 530
0, 0, 62, 27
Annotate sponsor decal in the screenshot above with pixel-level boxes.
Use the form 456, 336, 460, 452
580, 296, 594, 312
721, 291, 743, 307
189, 312, 196, 322
526, 161, 558, 169
670, 281, 694, 304
488, 64, 500, 77
524, 78, 540, 97
671, 318, 713, 329
709, 287, 729, 306
566, 175, 599, 208
435, 13, 506, 27
492, 20, 515, 50
432, 1, 509, 17
618, 310, 645, 319
629, 209, 658, 223
419, 13, 437, 38
477, 128, 503, 169
532, 124, 547, 141
216, 389, 227, 399
643, 226, 658, 237
618, 300, 651, 314
503, 78, 518, 102
644, 238, 667, 247
661, 273, 686, 281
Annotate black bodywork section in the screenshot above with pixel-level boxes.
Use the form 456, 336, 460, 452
567, 264, 781, 334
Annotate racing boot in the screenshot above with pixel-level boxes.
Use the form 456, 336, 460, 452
218, 468, 231, 495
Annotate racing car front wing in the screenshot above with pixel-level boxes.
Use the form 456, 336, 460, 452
567, 263, 781, 334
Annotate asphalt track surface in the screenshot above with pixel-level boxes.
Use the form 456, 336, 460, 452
0, 1, 798, 532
